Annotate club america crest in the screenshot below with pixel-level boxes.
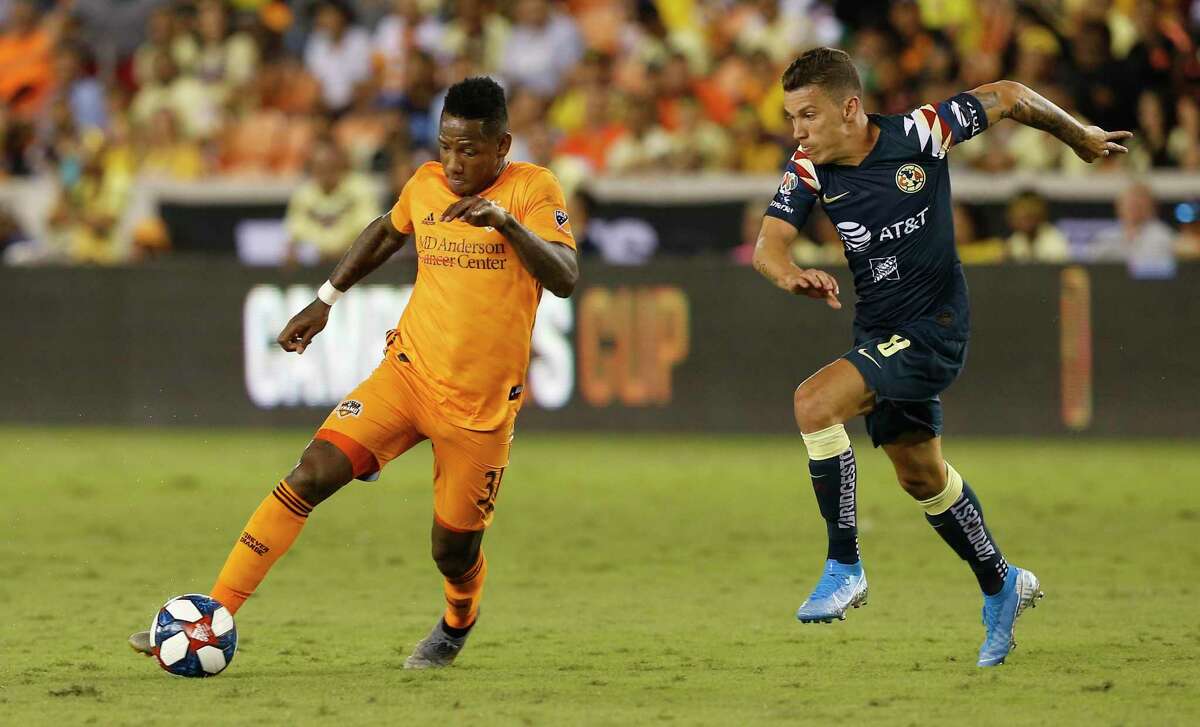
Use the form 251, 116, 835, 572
895, 163, 926, 193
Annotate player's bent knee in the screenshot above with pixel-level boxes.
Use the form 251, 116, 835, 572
431, 541, 479, 578
431, 527, 482, 578
794, 383, 837, 433
894, 467, 946, 501
285, 441, 353, 507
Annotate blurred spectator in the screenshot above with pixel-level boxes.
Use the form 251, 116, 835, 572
546, 50, 611, 134
130, 50, 219, 140
653, 51, 735, 129
256, 52, 321, 115
500, 0, 583, 96
51, 43, 107, 133
133, 5, 198, 88
608, 0, 674, 94
220, 47, 321, 175
1005, 190, 1069, 263
45, 132, 133, 265
0, 101, 35, 175
1090, 182, 1176, 278
889, 0, 939, 90
140, 109, 205, 180
728, 105, 783, 173
283, 139, 379, 264
334, 80, 399, 171
395, 49, 439, 148
665, 97, 733, 172
522, 120, 585, 197
734, 0, 840, 65
1, 0, 1198, 267
555, 86, 625, 172
72, 0, 160, 71
1126, 0, 1191, 94
605, 96, 673, 175
0, 0, 57, 119
1010, 25, 1061, 89
1062, 21, 1138, 134
1175, 202, 1200, 261
221, 103, 318, 176
304, 0, 372, 115
193, 0, 259, 107
372, 0, 443, 105
1167, 98, 1200, 170
506, 85, 547, 162
439, 0, 509, 72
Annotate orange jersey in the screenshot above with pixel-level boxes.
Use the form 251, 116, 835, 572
389, 161, 575, 430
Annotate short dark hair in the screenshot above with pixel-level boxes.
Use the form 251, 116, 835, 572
442, 76, 509, 140
781, 47, 862, 99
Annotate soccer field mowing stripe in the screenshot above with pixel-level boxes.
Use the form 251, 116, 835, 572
1, 429, 1197, 726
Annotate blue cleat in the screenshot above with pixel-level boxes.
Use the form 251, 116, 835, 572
977, 566, 1044, 667
796, 559, 868, 623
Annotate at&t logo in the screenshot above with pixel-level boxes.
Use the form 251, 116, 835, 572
835, 221, 872, 252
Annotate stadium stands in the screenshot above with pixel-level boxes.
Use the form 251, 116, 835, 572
0, 0, 1197, 264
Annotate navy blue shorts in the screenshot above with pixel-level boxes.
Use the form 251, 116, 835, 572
842, 315, 968, 447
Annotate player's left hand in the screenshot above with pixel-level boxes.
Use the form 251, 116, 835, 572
442, 196, 509, 228
1072, 126, 1133, 163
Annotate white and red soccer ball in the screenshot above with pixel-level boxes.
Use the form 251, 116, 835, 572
151, 594, 237, 677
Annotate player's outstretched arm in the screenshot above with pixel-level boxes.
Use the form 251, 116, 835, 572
277, 214, 408, 354
969, 80, 1133, 163
752, 215, 841, 309
442, 196, 579, 298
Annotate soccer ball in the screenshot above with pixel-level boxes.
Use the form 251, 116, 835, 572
151, 594, 237, 677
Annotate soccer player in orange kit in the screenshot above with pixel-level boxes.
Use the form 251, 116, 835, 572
130, 77, 579, 668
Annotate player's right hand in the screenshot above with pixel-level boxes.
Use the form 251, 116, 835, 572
780, 267, 841, 309
1071, 126, 1133, 163
277, 299, 331, 354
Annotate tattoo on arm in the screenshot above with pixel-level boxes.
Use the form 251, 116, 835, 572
976, 86, 1087, 149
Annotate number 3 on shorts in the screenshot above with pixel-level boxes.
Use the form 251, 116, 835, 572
878, 334, 911, 357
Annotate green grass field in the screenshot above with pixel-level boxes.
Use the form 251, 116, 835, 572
2, 429, 1198, 725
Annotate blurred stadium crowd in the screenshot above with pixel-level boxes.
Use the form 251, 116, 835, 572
0, 0, 1198, 266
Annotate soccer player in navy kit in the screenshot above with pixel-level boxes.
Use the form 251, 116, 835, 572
754, 48, 1131, 666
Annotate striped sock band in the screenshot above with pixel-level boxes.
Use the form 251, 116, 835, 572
446, 551, 485, 586
271, 480, 313, 519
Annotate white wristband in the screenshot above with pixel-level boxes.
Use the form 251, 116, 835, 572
317, 280, 344, 305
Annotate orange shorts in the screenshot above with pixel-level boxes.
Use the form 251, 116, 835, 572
314, 354, 513, 532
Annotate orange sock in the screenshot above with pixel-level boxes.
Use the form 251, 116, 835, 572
443, 550, 487, 629
210, 480, 313, 615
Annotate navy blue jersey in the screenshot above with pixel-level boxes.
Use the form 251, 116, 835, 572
765, 92, 989, 340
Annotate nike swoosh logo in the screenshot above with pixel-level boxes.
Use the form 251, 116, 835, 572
857, 348, 881, 368
822, 191, 850, 204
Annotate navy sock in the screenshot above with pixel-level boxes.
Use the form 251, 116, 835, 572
808, 447, 860, 565
441, 618, 473, 638
925, 482, 1009, 595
